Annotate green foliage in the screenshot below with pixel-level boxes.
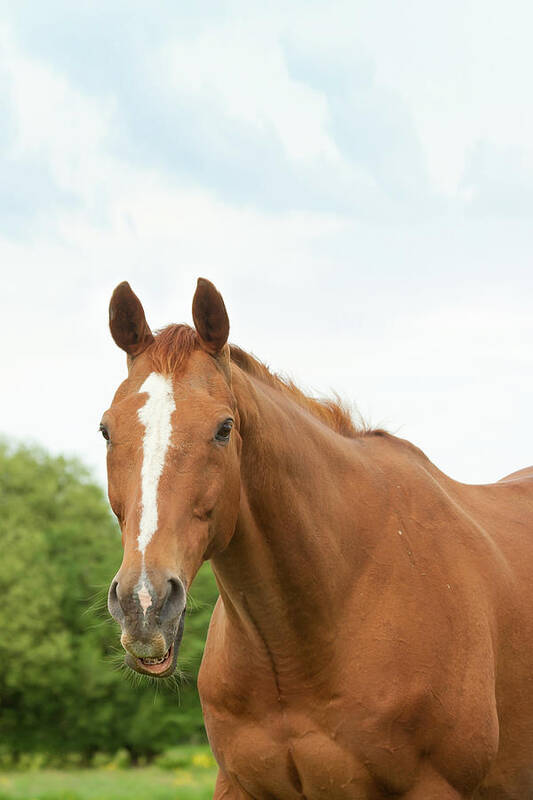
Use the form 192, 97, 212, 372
0, 441, 219, 759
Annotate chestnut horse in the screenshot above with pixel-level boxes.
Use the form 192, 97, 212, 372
103, 279, 533, 799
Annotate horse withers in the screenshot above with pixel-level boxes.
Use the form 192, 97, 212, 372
102, 278, 533, 799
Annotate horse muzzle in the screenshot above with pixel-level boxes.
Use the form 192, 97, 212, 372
108, 572, 187, 677
121, 611, 185, 677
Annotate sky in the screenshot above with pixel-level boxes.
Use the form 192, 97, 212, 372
1, 0, 532, 487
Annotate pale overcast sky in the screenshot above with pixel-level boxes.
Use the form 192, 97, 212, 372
1, 0, 532, 486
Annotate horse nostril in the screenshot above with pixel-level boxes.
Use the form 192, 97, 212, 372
160, 576, 186, 623
108, 579, 124, 623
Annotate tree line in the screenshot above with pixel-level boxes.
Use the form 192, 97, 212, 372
0, 441, 218, 759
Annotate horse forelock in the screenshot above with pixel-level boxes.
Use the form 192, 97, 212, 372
148, 324, 201, 376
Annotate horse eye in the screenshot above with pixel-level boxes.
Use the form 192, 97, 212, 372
214, 419, 233, 443
99, 423, 110, 442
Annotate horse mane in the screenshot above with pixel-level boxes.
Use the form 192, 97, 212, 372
229, 345, 368, 438
149, 324, 374, 439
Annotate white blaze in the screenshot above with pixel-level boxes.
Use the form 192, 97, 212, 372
138, 581, 153, 616
137, 372, 176, 555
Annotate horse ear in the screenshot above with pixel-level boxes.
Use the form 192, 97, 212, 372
109, 282, 154, 358
192, 278, 230, 356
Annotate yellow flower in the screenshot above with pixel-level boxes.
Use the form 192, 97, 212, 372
192, 752, 214, 768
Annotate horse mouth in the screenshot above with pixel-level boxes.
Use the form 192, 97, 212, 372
129, 643, 176, 677
138, 644, 174, 673
124, 609, 185, 678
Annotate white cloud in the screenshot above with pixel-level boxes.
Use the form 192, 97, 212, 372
161, 23, 339, 163
0, 4, 532, 491
351, 0, 533, 196
1, 26, 115, 202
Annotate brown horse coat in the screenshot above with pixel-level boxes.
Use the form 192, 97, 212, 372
104, 280, 533, 799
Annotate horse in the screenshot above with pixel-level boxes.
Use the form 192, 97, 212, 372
102, 278, 533, 799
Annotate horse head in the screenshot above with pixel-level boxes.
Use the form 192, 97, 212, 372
102, 279, 241, 676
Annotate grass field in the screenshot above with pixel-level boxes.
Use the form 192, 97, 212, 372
0, 765, 217, 800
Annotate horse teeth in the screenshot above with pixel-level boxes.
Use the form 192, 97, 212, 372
140, 648, 170, 665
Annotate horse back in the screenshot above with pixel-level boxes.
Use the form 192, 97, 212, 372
498, 464, 533, 483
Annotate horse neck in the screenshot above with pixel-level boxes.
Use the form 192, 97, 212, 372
210, 367, 386, 674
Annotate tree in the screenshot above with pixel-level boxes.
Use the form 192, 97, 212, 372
0, 441, 218, 757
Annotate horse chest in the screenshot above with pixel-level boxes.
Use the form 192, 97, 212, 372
213, 717, 378, 800
201, 663, 492, 799
200, 590, 499, 797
